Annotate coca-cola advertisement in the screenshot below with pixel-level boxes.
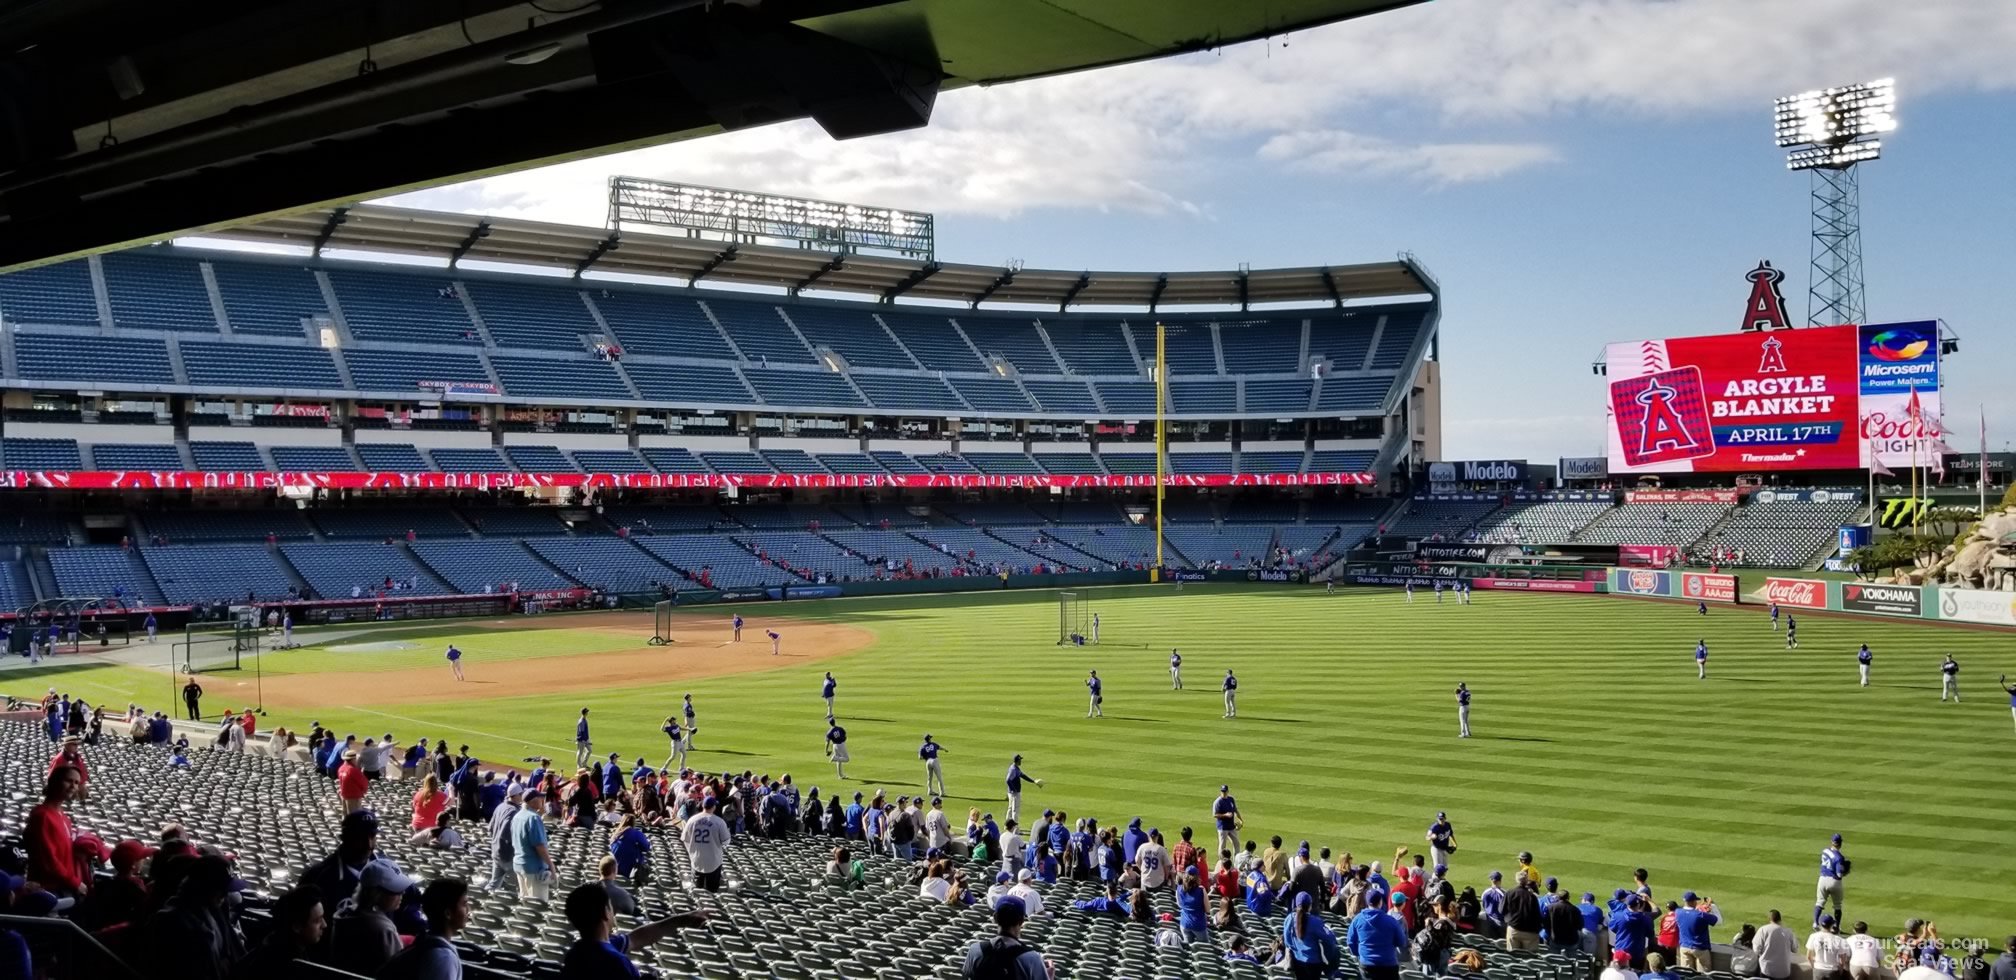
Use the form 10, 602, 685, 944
1761, 576, 1829, 610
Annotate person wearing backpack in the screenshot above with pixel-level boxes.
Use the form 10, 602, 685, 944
1415, 899, 1460, 975
962, 895, 1050, 980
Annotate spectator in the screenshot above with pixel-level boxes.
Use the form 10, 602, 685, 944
1844, 924, 1885, 980
78, 838, 155, 932
681, 796, 730, 893
826, 847, 867, 890
1756, 911, 1799, 980
1610, 896, 1656, 970
412, 773, 449, 831
229, 885, 325, 980
596, 857, 637, 917
1546, 888, 1584, 957
511, 788, 555, 900
26, 765, 85, 899
1007, 869, 1045, 918
960, 896, 1047, 980
1281, 891, 1341, 979
1602, 950, 1641, 980
485, 787, 522, 893
1176, 871, 1210, 945
336, 752, 368, 814
1261, 835, 1291, 889
982, 870, 1014, 908
1642, 952, 1679, 980
1348, 888, 1408, 980
142, 854, 245, 980
1676, 892, 1721, 972
328, 860, 412, 976
1987, 936, 2016, 980
1504, 876, 1544, 952
1731, 924, 1761, 976
382, 878, 469, 980
301, 810, 384, 906
557, 881, 706, 980
608, 815, 650, 884
1809, 916, 1850, 980
410, 812, 464, 850
1416, 899, 1459, 974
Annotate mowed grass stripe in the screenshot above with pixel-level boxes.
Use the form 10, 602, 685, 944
13, 585, 2012, 937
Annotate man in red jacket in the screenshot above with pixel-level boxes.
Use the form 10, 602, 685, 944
337, 751, 370, 815
27, 765, 85, 898
47, 737, 89, 801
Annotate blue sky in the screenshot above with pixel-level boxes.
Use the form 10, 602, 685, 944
391, 0, 2016, 463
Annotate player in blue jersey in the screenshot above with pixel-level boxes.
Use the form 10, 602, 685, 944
1212, 785, 1244, 856
1455, 683, 1471, 737
1221, 670, 1238, 718
1169, 650, 1183, 690
1695, 640, 1708, 680
2002, 675, 2015, 733
1406, 580, 1415, 604
731, 614, 743, 642
574, 707, 592, 767
824, 720, 849, 779
1940, 655, 1960, 702
682, 693, 697, 747
1770, 601, 1781, 631
920, 734, 946, 796
1005, 754, 1043, 823
1857, 645, 1872, 687
766, 629, 780, 656
1085, 671, 1103, 717
1697, 599, 1708, 616
1434, 580, 1444, 604
660, 716, 687, 772
1461, 580, 1473, 605
446, 644, 465, 681
1784, 615, 1798, 650
143, 612, 158, 643
821, 671, 837, 719
1815, 833, 1848, 928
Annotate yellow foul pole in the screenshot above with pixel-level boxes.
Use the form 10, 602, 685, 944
1155, 321, 1167, 577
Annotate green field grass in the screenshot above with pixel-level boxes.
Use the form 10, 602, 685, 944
11, 584, 2015, 940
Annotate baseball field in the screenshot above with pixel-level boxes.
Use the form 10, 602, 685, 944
12, 583, 2015, 938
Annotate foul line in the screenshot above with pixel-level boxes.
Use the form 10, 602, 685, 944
340, 705, 575, 755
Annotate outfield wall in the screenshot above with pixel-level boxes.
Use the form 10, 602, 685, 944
1608, 567, 2016, 630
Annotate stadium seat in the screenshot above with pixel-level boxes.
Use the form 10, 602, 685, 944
465, 279, 597, 350
461, 507, 573, 537
869, 451, 929, 475
1217, 318, 1305, 373
1042, 320, 1140, 375
1302, 498, 1394, 524
0, 561, 31, 609
269, 446, 360, 471
309, 508, 468, 539
142, 544, 296, 603
211, 260, 328, 336
816, 452, 883, 475
1170, 380, 1237, 414
492, 355, 632, 400
504, 446, 579, 474
189, 441, 268, 471
700, 452, 775, 476
706, 298, 816, 364
592, 290, 738, 359
1306, 309, 1385, 369
1100, 453, 1154, 475
1023, 379, 1103, 414
1575, 502, 1730, 548
1, 438, 82, 469
910, 527, 1085, 572
621, 362, 755, 405
344, 348, 494, 395
1314, 375, 1393, 413
409, 539, 578, 593
759, 449, 828, 475
732, 532, 875, 581
569, 450, 651, 474
632, 534, 804, 589
1472, 498, 1615, 544
0, 260, 101, 326
1370, 309, 1429, 369
1706, 494, 1864, 568
821, 529, 963, 576
89, 443, 185, 470
1155, 322, 1220, 374
917, 454, 980, 475
787, 306, 915, 369
283, 542, 450, 598
1238, 450, 1305, 474
1033, 453, 1103, 475
1169, 452, 1234, 474
355, 444, 429, 471
962, 452, 1044, 476
1308, 450, 1376, 473
429, 448, 511, 473
14, 332, 176, 386
522, 537, 678, 593
1383, 496, 1503, 538
1241, 380, 1314, 414
742, 368, 866, 409
326, 268, 479, 345
949, 377, 1034, 413
601, 505, 729, 533
640, 448, 712, 475
0, 513, 73, 544
1163, 525, 1274, 567
1094, 382, 1155, 414
959, 317, 1061, 374
880, 311, 985, 371
180, 340, 344, 389
142, 508, 315, 541
46, 546, 165, 603
101, 251, 218, 332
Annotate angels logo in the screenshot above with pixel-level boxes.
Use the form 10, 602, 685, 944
1757, 335, 1786, 374
1740, 260, 1791, 332
1610, 367, 1714, 466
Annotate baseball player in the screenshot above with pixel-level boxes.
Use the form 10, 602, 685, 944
144, 612, 158, 644
1406, 580, 1415, 604
1815, 833, 1848, 928
767, 629, 780, 656
1092, 612, 1100, 645
1460, 580, 1472, 604
1221, 670, 1238, 719
2002, 674, 2015, 733
446, 644, 464, 681
1784, 615, 1798, 650
1455, 682, 1472, 737
821, 672, 837, 718
825, 719, 849, 778
1004, 754, 1043, 823
920, 734, 946, 796
1435, 580, 1444, 604
1769, 601, 1781, 631
1086, 670, 1103, 718
1697, 599, 1708, 616
573, 708, 591, 767
731, 614, 743, 642
660, 716, 687, 772
683, 694, 697, 747
1211, 785, 1243, 857
1169, 650, 1183, 690
1695, 640, 1708, 680
1856, 645, 1872, 687
1940, 655, 1960, 702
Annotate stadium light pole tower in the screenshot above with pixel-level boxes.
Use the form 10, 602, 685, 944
1774, 79, 1897, 327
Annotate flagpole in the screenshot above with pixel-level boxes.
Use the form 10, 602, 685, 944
1981, 404, 1989, 517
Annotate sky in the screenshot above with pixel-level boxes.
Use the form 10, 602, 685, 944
387, 0, 2016, 462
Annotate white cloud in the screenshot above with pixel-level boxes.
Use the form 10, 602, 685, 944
385, 0, 2016, 223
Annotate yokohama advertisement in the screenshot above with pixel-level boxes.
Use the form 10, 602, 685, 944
1761, 577, 1829, 609
0, 471, 1376, 491
1839, 582, 1923, 618
1935, 588, 2016, 627
1605, 325, 1861, 473
1680, 572, 1738, 603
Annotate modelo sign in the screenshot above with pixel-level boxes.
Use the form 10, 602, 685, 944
1559, 456, 1609, 481
1427, 460, 1527, 483
1681, 572, 1737, 603
1762, 577, 1828, 610
1840, 582, 1922, 617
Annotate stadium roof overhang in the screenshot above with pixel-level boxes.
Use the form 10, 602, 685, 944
0, 0, 1424, 274
213, 203, 1436, 311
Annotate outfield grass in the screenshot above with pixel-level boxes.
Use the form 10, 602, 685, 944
11, 584, 2015, 940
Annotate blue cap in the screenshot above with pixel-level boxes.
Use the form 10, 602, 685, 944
1614, 888, 1629, 900
1435, 863, 1447, 873
1366, 887, 1388, 908
1682, 891, 1698, 902
1489, 870, 1502, 881
996, 871, 1012, 884
1832, 833, 1843, 843
1583, 892, 1596, 902
1295, 892, 1313, 908
1220, 784, 1229, 792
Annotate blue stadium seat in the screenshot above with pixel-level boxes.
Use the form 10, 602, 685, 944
880, 311, 983, 371
1314, 376, 1393, 413
827, 501, 921, 527
640, 448, 711, 475
355, 444, 428, 471
937, 501, 1043, 525
705, 298, 814, 364
283, 542, 449, 598
621, 362, 754, 405
522, 537, 676, 593
504, 446, 578, 473
143, 544, 295, 603
0, 514, 73, 544
700, 452, 774, 475
1307, 312, 1379, 368
1218, 318, 1304, 373
461, 508, 572, 536
2, 438, 82, 469
1370, 309, 1428, 369
343, 348, 493, 394
189, 442, 267, 471
1100, 453, 1154, 475
269, 446, 358, 471
817, 453, 883, 475
1170, 380, 1236, 413
821, 529, 962, 576
1165, 525, 1277, 567
491, 355, 631, 400
602, 506, 727, 532
570, 450, 651, 474
90, 443, 185, 469
1033, 453, 1102, 475
1049, 523, 1161, 567
911, 527, 1082, 571
14, 333, 175, 385
962, 452, 1043, 476
409, 539, 577, 593
466, 279, 596, 350
1240, 451, 1306, 474
742, 368, 865, 409
1156, 322, 1219, 374
1308, 450, 1376, 472
211, 261, 327, 336
633, 534, 803, 589
788, 306, 914, 369
731, 532, 872, 581
918, 454, 980, 475
760, 449, 827, 475
1170, 452, 1234, 474
959, 317, 1060, 374
1093, 382, 1155, 415
326, 269, 478, 345
1041, 320, 1138, 375
949, 377, 1033, 413
309, 508, 468, 539
0, 260, 100, 327
869, 451, 928, 475
102, 252, 217, 332
592, 290, 737, 360
1022, 380, 1101, 414
1242, 380, 1313, 413
1303, 498, 1396, 523
850, 373, 964, 413
428, 448, 511, 473
47, 546, 164, 603
180, 341, 344, 389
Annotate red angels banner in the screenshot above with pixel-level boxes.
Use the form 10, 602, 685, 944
0, 470, 1377, 491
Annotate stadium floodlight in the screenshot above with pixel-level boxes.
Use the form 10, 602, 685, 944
1774, 79, 1897, 149
1784, 142, 1882, 171
1775, 78, 1897, 328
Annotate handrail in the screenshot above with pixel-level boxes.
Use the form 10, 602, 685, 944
0, 913, 144, 980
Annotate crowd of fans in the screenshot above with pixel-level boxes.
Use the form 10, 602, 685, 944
5, 689, 2015, 980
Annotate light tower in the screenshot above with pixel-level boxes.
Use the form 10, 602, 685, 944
1774, 79, 1896, 326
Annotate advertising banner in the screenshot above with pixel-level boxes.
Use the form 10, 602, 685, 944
1935, 588, 2016, 627
1472, 577, 1598, 593
1426, 460, 1528, 483
1760, 577, 1829, 610
1417, 545, 1493, 562
1611, 569, 1672, 596
1750, 489, 1858, 504
1618, 544, 1679, 568
1856, 321, 1942, 471
1558, 456, 1609, 481
0, 470, 1378, 491
1626, 489, 1741, 504
1680, 572, 1738, 603
1605, 325, 1861, 472
1839, 582, 1923, 618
